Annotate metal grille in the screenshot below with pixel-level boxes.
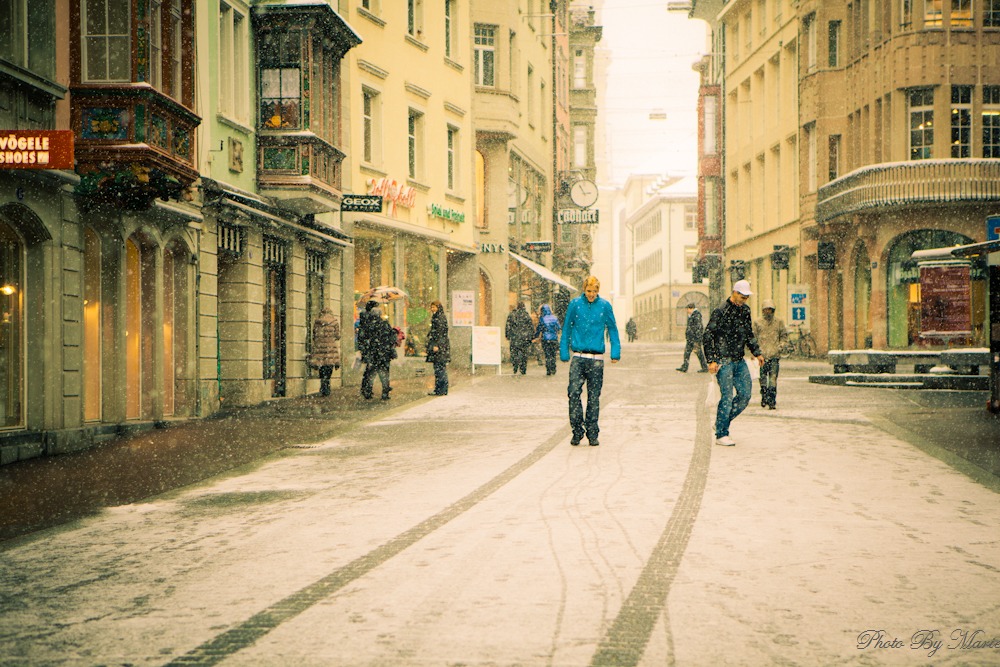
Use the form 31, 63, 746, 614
219, 223, 243, 256
263, 237, 286, 265
306, 252, 326, 275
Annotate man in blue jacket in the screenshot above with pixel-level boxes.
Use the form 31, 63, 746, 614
560, 276, 621, 446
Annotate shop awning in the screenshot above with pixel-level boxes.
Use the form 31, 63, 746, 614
508, 251, 578, 292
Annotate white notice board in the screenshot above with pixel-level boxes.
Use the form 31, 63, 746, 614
472, 326, 502, 374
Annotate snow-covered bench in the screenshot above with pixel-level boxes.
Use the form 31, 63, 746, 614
828, 350, 941, 374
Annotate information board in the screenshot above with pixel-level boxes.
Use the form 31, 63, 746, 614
472, 326, 502, 373
919, 262, 972, 338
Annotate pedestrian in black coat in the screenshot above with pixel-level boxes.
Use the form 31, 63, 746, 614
676, 303, 708, 373
425, 301, 450, 396
505, 302, 534, 375
357, 300, 395, 400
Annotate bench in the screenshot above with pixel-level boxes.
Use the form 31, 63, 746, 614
828, 350, 941, 374
938, 348, 991, 376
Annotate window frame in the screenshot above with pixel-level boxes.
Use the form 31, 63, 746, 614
951, 85, 972, 158
983, 86, 1000, 158
81, 0, 132, 83
908, 88, 934, 161
474, 24, 496, 87
408, 107, 424, 181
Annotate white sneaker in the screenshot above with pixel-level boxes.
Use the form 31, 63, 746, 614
715, 435, 736, 446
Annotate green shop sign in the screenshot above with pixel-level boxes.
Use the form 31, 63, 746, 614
428, 203, 465, 223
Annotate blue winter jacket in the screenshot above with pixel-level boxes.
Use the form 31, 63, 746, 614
535, 304, 561, 342
559, 295, 621, 362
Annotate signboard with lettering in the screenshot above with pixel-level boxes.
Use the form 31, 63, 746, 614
341, 194, 383, 212
919, 262, 972, 340
451, 290, 475, 327
521, 241, 552, 252
366, 177, 416, 215
788, 284, 809, 324
557, 208, 599, 224
0, 130, 74, 169
428, 203, 465, 223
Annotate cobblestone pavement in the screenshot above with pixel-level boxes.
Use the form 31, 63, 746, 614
1, 344, 999, 666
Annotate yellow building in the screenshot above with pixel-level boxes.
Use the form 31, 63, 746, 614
342, 1, 479, 361
719, 0, 802, 326
471, 0, 561, 325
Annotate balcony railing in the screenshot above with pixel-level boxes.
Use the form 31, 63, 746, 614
816, 159, 1000, 224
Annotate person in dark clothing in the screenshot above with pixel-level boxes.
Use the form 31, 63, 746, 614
357, 300, 395, 400
425, 300, 451, 396
676, 303, 708, 373
505, 302, 534, 375
308, 308, 341, 396
625, 317, 637, 342
703, 280, 765, 447
534, 304, 561, 376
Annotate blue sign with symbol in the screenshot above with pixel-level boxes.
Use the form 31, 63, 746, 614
792, 307, 806, 321
791, 293, 807, 305
988, 215, 1000, 242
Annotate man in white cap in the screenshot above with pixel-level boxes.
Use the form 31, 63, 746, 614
752, 299, 790, 410
703, 280, 764, 446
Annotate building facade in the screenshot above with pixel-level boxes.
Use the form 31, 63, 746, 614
625, 176, 706, 341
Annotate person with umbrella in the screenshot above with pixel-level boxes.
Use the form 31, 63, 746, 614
357, 300, 396, 400
425, 300, 451, 396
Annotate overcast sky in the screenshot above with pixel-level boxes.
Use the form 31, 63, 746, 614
596, 2, 707, 184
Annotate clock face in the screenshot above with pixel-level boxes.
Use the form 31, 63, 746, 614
570, 180, 598, 208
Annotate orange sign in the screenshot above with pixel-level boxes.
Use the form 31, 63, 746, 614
0, 130, 75, 169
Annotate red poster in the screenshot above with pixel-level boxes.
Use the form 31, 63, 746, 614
919, 264, 972, 336
0, 130, 75, 170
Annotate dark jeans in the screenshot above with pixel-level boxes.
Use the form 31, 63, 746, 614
568, 356, 605, 440
679, 340, 708, 371
715, 359, 752, 438
760, 358, 780, 407
510, 343, 529, 374
318, 365, 334, 396
542, 340, 558, 375
361, 362, 391, 398
433, 361, 449, 395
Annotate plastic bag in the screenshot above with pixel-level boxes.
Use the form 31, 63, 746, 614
746, 357, 760, 381
705, 379, 721, 408
351, 350, 362, 371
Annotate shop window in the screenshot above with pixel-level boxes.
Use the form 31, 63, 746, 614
83, 228, 102, 422
0, 222, 23, 428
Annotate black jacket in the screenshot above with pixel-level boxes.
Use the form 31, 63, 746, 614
703, 299, 762, 363
685, 309, 704, 343
425, 310, 451, 364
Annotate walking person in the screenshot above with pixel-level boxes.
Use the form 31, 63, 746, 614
560, 276, 621, 447
425, 300, 451, 396
703, 280, 765, 447
357, 301, 395, 400
676, 303, 709, 373
308, 308, 341, 397
752, 299, 789, 410
535, 304, 561, 376
625, 317, 638, 342
505, 302, 534, 375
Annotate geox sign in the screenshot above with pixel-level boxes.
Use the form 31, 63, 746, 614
0, 130, 74, 169
340, 194, 383, 213
557, 208, 599, 224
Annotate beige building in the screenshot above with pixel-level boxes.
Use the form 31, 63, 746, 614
718, 0, 801, 327
804, 1, 1000, 351
342, 1, 479, 362
471, 0, 561, 325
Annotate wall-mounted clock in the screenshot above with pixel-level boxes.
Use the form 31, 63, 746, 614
570, 179, 598, 208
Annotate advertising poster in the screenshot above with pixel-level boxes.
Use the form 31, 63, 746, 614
451, 290, 475, 327
919, 263, 972, 337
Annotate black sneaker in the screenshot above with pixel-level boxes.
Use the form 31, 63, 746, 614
570, 436, 582, 446
675, 367, 687, 373
588, 439, 599, 447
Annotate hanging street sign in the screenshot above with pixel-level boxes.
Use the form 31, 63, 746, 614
521, 241, 552, 252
